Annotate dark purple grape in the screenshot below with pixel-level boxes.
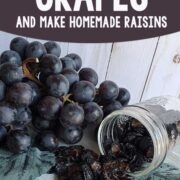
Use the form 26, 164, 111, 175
0, 105, 17, 126
0, 50, 22, 65
83, 102, 103, 124
13, 107, 32, 128
0, 126, 7, 142
6, 82, 33, 107
37, 96, 62, 120
60, 103, 84, 128
44, 41, 61, 57
117, 88, 131, 106
36, 131, 59, 151
59, 126, 83, 144
25, 41, 47, 59
6, 130, 31, 153
61, 68, 79, 86
72, 81, 96, 104
79, 68, 98, 86
103, 101, 122, 117
65, 53, 82, 71
23, 79, 41, 104
33, 116, 56, 131
10, 37, 29, 59
39, 54, 62, 75
99, 81, 119, 101
0, 63, 24, 85
46, 74, 69, 97
61, 57, 76, 70
0, 80, 6, 101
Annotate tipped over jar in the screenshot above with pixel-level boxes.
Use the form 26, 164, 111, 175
98, 96, 180, 178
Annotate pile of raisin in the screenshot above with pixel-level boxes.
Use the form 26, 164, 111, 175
49, 145, 132, 180
104, 118, 154, 173
50, 119, 153, 179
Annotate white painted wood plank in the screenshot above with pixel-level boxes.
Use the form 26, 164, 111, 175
68, 43, 113, 85
0, 31, 26, 52
106, 38, 159, 104
142, 32, 180, 101
27, 37, 69, 58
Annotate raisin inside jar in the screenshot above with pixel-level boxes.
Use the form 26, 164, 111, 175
99, 114, 154, 174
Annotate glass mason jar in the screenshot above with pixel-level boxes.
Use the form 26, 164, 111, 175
98, 96, 180, 178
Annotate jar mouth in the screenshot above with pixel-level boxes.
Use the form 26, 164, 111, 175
97, 106, 169, 177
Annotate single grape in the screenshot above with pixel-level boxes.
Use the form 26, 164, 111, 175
83, 102, 103, 124
58, 125, 83, 144
0, 50, 22, 65
23, 79, 42, 104
79, 68, 98, 86
46, 74, 69, 97
98, 80, 119, 101
39, 54, 62, 75
0, 63, 24, 85
72, 81, 96, 104
94, 94, 111, 107
61, 68, 79, 86
13, 107, 32, 128
60, 103, 84, 128
44, 41, 61, 57
0, 105, 17, 126
61, 57, 76, 70
103, 101, 122, 117
25, 41, 47, 59
116, 88, 131, 106
33, 116, 56, 131
10, 37, 29, 59
36, 131, 59, 151
6, 130, 31, 153
65, 53, 82, 71
37, 96, 62, 120
6, 82, 33, 107
0, 126, 7, 142
0, 80, 6, 101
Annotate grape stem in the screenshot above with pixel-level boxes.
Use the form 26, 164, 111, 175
62, 94, 74, 104
22, 58, 43, 86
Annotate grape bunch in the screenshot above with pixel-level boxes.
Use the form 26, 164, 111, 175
0, 37, 130, 154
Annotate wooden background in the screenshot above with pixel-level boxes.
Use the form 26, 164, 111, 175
1, 31, 180, 104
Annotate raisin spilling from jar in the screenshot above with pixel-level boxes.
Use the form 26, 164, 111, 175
50, 145, 133, 180
50, 119, 153, 179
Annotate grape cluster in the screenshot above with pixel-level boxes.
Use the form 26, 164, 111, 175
0, 37, 130, 154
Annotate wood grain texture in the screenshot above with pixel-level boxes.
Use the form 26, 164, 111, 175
0, 31, 24, 52
141, 32, 180, 101
106, 38, 159, 104
68, 43, 113, 84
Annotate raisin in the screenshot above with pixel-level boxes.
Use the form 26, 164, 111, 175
137, 136, 153, 153
124, 132, 142, 143
72, 172, 84, 180
129, 154, 144, 172
114, 120, 127, 141
68, 145, 84, 162
125, 143, 137, 160
81, 163, 94, 180
90, 161, 102, 178
53, 162, 68, 176
81, 149, 99, 164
